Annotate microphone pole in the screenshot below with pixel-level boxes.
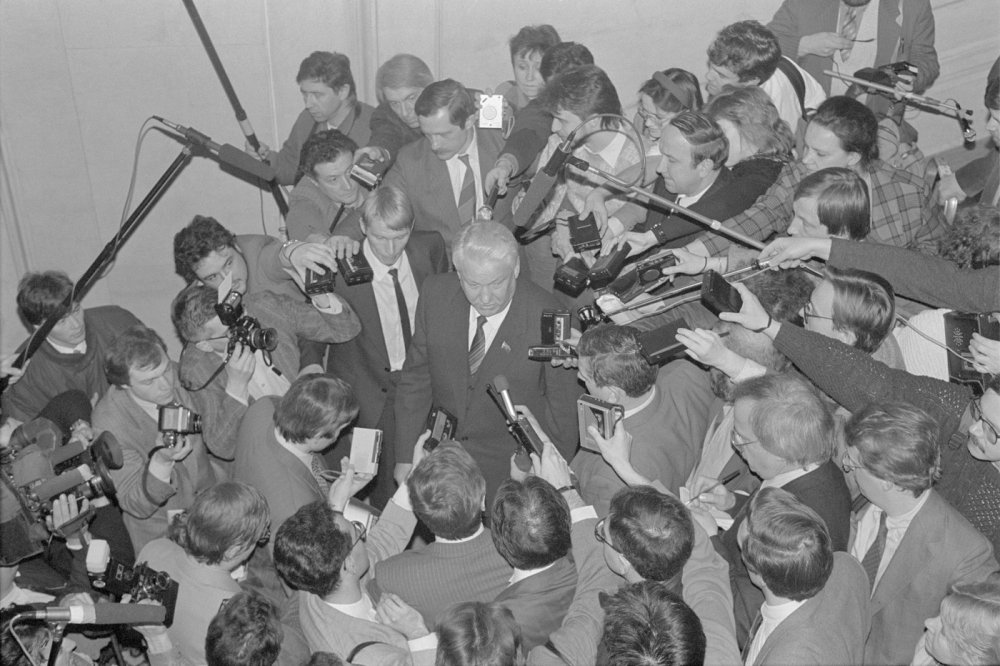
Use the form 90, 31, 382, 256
181, 0, 289, 217
0, 143, 194, 395
566, 155, 770, 253
823, 69, 972, 119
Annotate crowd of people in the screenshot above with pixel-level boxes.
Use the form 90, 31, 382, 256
2, 2, 1000, 664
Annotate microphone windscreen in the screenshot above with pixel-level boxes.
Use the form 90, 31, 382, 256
93, 603, 167, 625
492, 375, 510, 392
218, 143, 277, 182
34, 468, 87, 503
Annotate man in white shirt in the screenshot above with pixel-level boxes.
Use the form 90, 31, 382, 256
842, 401, 998, 665
325, 186, 447, 506
384, 79, 513, 252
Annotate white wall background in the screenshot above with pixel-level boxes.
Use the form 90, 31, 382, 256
2, 0, 997, 357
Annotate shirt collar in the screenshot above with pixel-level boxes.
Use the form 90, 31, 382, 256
437, 524, 485, 544
509, 561, 556, 586
48, 339, 87, 355
623, 387, 657, 419
761, 462, 822, 489
583, 131, 627, 166
363, 239, 409, 280
470, 299, 513, 326
450, 126, 478, 165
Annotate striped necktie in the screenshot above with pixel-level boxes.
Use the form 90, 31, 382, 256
310, 454, 331, 496
861, 510, 888, 593
840, 5, 861, 59
468, 315, 488, 375
457, 154, 477, 225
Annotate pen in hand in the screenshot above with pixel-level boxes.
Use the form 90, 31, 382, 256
687, 470, 741, 506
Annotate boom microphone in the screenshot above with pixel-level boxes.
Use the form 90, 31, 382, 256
19, 603, 167, 625
513, 136, 575, 228
153, 116, 276, 181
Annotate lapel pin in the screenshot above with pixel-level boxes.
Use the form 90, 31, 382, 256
501, 341, 511, 353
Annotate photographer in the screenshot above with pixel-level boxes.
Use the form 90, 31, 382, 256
137, 482, 285, 665
173, 279, 360, 409
93, 325, 223, 554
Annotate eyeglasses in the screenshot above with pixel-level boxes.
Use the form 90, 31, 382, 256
730, 429, 757, 451
841, 450, 864, 475
803, 301, 834, 323
594, 517, 616, 550
347, 519, 367, 547
970, 399, 1000, 446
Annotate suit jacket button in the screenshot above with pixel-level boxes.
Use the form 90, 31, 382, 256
384, 367, 390, 373
381, 388, 387, 393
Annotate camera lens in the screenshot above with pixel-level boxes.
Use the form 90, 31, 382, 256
250, 327, 278, 352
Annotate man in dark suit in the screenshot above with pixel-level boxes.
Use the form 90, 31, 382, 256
392, 221, 580, 502
692, 372, 852, 643
232, 374, 359, 542
843, 402, 998, 666
374, 442, 512, 627
384, 79, 513, 252
740, 487, 870, 666
625, 111, 762, 252
491, 476, 577, 652
767, 0, 939, 96
325, 185, 448, 506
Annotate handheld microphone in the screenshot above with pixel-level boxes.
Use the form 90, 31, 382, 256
492, 374, 518, 420
487, 375, 545, 457
18, 603, 167, 625
152, 116, 276, 181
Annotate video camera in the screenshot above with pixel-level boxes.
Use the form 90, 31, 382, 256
215, 290, 278, 356
3, 418, 122, 525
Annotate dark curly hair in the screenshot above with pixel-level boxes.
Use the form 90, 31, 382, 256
173, 215, 236, 284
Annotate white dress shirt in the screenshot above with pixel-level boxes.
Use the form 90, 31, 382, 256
364, 240, 419, 371
445, 128, 484, 211
850, 490, 931, 588
467, 301, 513, 356
743, 597, 807, 665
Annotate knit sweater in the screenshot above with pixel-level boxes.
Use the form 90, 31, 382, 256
372, 528, 512, 628
2, 306, 141, 422
829, 238, 1000, 312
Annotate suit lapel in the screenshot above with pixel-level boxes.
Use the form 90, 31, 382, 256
876, 0, 903, 66
473, 287, 527, 388
870, 493, 940, 614
272, 433, 322, 495
423, 147, 461, 230
405, 240, 431, 287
